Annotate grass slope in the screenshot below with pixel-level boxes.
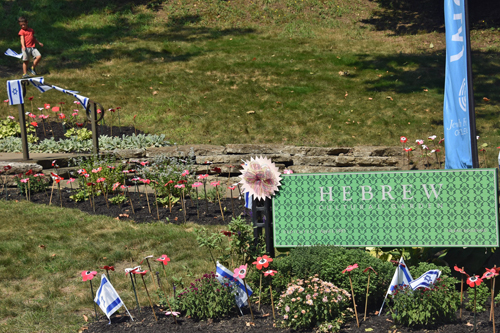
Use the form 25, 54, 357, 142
0, 200, 219, 332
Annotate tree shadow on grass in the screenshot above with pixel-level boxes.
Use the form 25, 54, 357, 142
354, 49, 500, 120
362, 0, 500, 36
0, 1, 257, 72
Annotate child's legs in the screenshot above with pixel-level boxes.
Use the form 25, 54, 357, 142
33, 55, 42, 67
32, 49, 42, 68
22, 61, 28, 74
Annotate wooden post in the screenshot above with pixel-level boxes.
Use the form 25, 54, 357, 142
90, 102, 99, 155
18, 103, 30, 161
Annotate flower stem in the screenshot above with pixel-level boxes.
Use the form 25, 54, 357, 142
348, 272, 359, 327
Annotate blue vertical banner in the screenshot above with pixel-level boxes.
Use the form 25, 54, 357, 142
443, 0, 477, 169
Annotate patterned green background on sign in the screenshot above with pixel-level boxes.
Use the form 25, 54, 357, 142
272, 169, 499, 247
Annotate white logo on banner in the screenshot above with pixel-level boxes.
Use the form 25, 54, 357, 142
459, 78, 467, 112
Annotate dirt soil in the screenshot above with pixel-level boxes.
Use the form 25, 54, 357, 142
4, 187, 248, 225
82, 304, 498, 333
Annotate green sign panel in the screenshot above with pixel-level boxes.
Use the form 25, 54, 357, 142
273, 169, 499, 248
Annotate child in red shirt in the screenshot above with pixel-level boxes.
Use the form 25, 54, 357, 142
18, 16, 44, 78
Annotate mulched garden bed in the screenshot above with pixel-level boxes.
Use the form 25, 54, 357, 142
83, 304, 498, 333
3, 187, 249, 225
33, 120, 143, 142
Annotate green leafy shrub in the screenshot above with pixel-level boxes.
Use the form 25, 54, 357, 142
70, 154, 126, 193
64, 127, 92, 140
388, 262, 460, 326
69, 190, 89, 202
272, 246, 394, 306
174, 272, 236, 320
277, 276, 351, 331
465, 281, 490, 313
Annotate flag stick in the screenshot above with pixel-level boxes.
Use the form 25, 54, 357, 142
128, 272, 141, 312
140, 275, 157, 322
49, 181, 55, 205
460, 267, 464, 319
364, 271, 371, 321
153, 187, 160, 220
105, 269, 111, 283
269, 285, 275, 320
258, 273, 263, 311
126, 187, 135, 214
243, 279, 254, 321
474, 285, 477, 333
145, 184, 151, 214
145, 258, 157, 291
89, 280, 98, 320
348, 271, 360, 327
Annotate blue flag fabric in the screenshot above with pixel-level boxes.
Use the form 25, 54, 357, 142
6, 80, 24, 106
4, 48, 22, 59
443, 0, 473, 169
94, 274, 133, 322
409, 270, 441, 290
215, 261, 253, 308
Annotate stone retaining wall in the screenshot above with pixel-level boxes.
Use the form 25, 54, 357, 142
0, 144, 404, 186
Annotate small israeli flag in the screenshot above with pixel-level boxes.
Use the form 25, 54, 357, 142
6, 80, 24, 105
409, 270, 441, 290
379, 257, 413, 315
29, 77, 53, 93
4, 48, 22, 59
94, 274, 133, 323
215, 261, 253, 308
244, 192, 252, 210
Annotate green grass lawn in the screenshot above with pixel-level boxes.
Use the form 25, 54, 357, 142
0, 0, 499, 163
0, 200, 221, 332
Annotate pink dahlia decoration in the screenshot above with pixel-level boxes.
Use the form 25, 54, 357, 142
239, 156, 282, 201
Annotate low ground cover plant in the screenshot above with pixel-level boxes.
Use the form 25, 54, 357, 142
277, 276, 352, 331
13, 169, 48, 195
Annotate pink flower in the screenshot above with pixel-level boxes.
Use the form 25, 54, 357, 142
8, 116, 15, 120
198, 174, 209, 179
51, 106, 59, 113
181, 170, 189, 177
3, 99, 8, 103
30, 121, 38, 127
72, 112, 78, 117
404, 148, 412, 152
66, 178, 75, 184
74, 101, 81, 105
156, 255, 170, 266
122, 170, 130, 174
107, 166, 115, 170
428, 135, 436, 140
59, 113, 66, 120
416, 139, 424, 145
84, 174, 89, 178
140, 161, 149, 166
142, 179, 151, 184
165, 311, 180, 317
174, 184, 185, 189
81, 270, 97, 281
233, 264, 248, 279
39, 114, 49, 119
283, 169, 294, 174
400, 136, 407, 143
20, 178, 29, 183
112, 182, 120, 191
44, 103, 50, 109
228, 185, 236, 190
210, 181, 220, 187
92, 167, 102, 173
28, 113, 36, 118
120, 185, 129, 189
467, 275, 483, 287
422, 145, 429, 150
253, 255, 273, 270
482, 268, 499, 280
77, 168, 87, 175
96, 177, 106, 183
438, 138, 444, 144
192, 182, 203, 188
342, 263, 358, 274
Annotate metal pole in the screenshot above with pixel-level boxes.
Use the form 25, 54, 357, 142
91, 102, 99, 155
464, 0, 479, 168
18, 103, 30, 160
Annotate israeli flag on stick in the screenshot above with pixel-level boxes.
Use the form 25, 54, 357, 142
29, 77, 53, 93
244, 192, 252, 209
94, 274, 134, 323
379, 257, 412, 315
4, 48, 23, 59
6, 80, 24, 105
215, 261, 253, 308
409, 270, 441, 290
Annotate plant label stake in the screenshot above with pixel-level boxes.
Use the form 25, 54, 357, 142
243, 279, 254, 321
126, 187, 135, 214
153, 187, 160, 220
363, 267, 377, 321
460, 267, 464, 319
144, 183, 152, 215
343, 264, 359, 327
81, 271, 98, 321
269, 285, 275, 319
141, 256, 157, 291
89, 279, 98, 320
